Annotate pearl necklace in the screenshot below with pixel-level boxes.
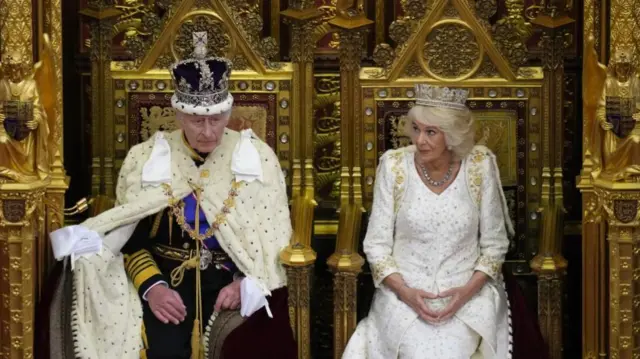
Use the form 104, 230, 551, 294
418, 160, 453, 187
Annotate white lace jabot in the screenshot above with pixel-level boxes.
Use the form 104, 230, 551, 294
231, 129, 263, 183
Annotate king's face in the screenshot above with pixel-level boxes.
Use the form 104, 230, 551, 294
178, 111, 230, 153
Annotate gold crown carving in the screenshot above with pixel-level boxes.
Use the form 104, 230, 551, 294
414, 84, 469, 111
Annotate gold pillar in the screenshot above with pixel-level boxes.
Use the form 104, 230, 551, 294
80, 3, 121, 196
595, 186, 640, 359
326, 4, 372, 358
0, 182, 48, 359
581, 0, 640, 354
530, 5, 573, 359
42, 0, 69, 293
578, 185, 607, 359
280, 3, 321, 359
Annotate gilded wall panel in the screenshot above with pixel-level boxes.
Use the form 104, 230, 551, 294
313, 74, 341, 209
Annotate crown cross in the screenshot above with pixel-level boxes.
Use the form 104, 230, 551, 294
193, 31, 208, 59
414, 84, 469, 111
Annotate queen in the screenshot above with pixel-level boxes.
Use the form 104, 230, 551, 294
343, 85, 512, 358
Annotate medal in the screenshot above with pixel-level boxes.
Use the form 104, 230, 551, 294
199, 247, 212, 270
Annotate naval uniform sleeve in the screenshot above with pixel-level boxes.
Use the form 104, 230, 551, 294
121, 215, 166, 298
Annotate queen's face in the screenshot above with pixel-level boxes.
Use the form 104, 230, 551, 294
410, 120, 448, 164
178, 111, 230, 153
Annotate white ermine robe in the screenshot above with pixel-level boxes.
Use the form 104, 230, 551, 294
49, 129, 291, 359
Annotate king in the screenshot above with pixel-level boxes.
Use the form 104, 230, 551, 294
47, 33, 297, 359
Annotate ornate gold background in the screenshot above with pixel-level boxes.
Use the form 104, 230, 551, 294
0, 0, 597, 358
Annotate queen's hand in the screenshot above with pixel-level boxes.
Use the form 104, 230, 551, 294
435, 286, 475, 322
397, 285, 441, 324
437, 271, 490, 321
384, 273, 440, 324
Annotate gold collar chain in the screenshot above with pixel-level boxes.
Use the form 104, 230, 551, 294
161, 181, 242, 242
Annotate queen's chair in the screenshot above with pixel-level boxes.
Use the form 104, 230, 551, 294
354, 86, 550, 359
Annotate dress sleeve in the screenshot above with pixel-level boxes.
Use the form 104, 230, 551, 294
475, 151, 510, 280
120, 215, 165, 297
363, 152, 401, 287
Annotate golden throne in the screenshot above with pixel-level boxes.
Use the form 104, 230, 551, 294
41, 3, 301, 359
322, 0, 555, 357
96, 10, 292, 198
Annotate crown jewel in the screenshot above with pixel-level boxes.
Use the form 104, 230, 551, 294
169, 31, 234, 115
414, 84, 469, 111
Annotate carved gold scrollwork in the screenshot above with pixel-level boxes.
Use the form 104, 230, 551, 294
371, 0, 429, 73
338, 29, 367, 73
90, 21, 115, 63
372, 44, 395, 69
221, 1, 281, 70
538, 31, 570, 71
289, 21, 317, 64
475, 0, 498, 21
401, 0, 429, 19
492, 0, 531, 69
140, 106, 179, 141
388, 20, 412, 45
114, 0, 179, 63
421, 21, 482, 80
171, 13, 234, 62
584, 194, 603, 223
473, 56, 501, 78
443, 3, 459, 18
402, 60, 427, 78
314, 77, 341, 201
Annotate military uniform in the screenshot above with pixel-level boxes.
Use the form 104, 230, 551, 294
121, 140, 241, 358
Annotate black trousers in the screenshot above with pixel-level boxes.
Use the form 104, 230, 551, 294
142, 265, 233, 359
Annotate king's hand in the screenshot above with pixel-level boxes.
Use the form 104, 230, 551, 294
147, 284, 187, 325
214, 278, 242, 312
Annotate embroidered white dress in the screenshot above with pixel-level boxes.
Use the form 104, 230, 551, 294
342, 145, 511, 359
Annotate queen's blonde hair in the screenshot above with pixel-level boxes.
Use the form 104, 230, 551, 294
404, 105, 476, 160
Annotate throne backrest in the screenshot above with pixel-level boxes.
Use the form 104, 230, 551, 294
362, 85, 541, 271
94, 4, 294, 199
123, 86, 282, 149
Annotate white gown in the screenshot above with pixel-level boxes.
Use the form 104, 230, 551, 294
343, 145, 511, 359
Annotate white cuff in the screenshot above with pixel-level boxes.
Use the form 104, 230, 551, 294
240, 277, 272, 318
142, 280, 168, 301
49, 225, 102, 269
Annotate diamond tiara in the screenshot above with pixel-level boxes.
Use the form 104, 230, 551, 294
414, 84, 469, 111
